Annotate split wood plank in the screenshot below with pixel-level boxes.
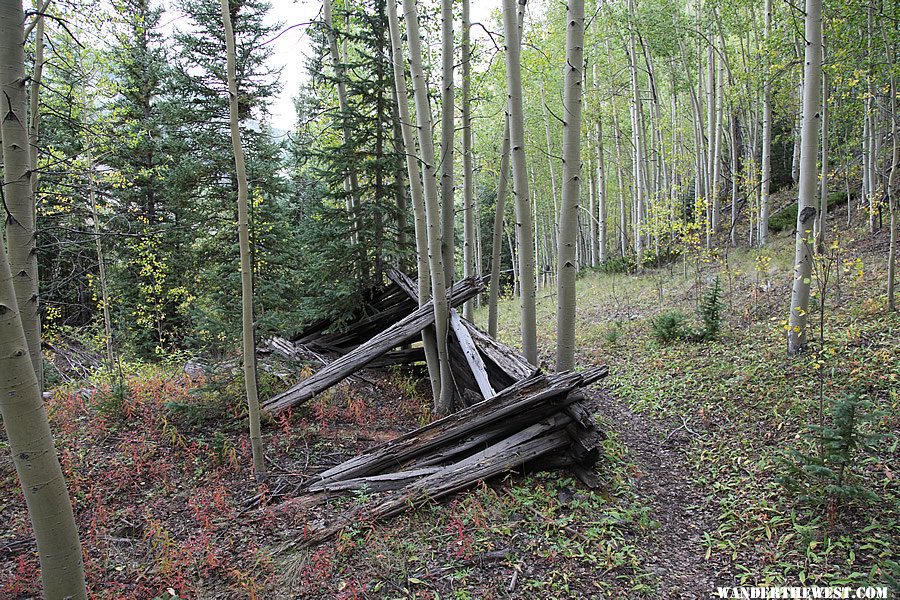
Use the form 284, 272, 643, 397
302, 366, 607, 488
450, 308, 496, 400
262, 276, 484, 414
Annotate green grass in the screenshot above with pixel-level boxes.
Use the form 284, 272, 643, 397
478, 223, 899, 590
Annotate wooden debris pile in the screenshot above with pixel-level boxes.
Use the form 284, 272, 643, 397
295, 366, 608, 547
260, 270, 609, 544
262, 272, 533, 413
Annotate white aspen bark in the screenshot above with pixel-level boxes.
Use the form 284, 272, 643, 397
730, 113, 739, 247
86, 153, 114, 367
555, 0, 584, 372
705, 45, 716, 247
787, 0, 822, 356
588, 148, 597, 268
868, 5, 877, 234
440, 0, 455, 285
888, 65, 898, 311
862, 104, 870, 220
503, 0, 537, 366
402, 0, 454, 413
758, 0, 773, 245
0, 2, 86, 594
711, 54, 724, 236
387, 0, 441, 400
488, 5, 525, 338
597, 117, 608, 264
541, 83, 561, 239
322, 0, 362, 247
817, 61, 829, 251
612, 108, 628, 257
462, 0, 475, 320
221, 0, 266, 480
2, 0, 41, 382
627, 0, 644, 262
488, 122, 511, 338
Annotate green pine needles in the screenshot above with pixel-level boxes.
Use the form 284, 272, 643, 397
650, 277, 725, 344
780, 392, 884, 522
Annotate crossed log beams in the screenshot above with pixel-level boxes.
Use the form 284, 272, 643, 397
262, 276, 485, 414
293, 367, 609, 547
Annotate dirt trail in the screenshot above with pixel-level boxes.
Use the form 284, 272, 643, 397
592, 389, 730, 599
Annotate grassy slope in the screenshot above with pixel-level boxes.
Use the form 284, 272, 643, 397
0, 213, 896, 598
489, 220, 899, 591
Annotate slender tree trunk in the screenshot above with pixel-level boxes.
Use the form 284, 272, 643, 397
221, 0, 266, 480
887, 44, 897, 311
759, 0, 773, 245
612, 108, 628, 257
555, 0, 584, 373
541, 83, 560, 238
440, 0, 455, 286
597, 117, 608, 264
787, 0, 823, 356
322, 0, 362, 249
817, 60, 829, 251
711, 55, 724, 236
461, 0, 475, 320
502, 0, 537, 366
86, 153, 115, 367
387, 0, 441, 400
627, 0, 644, 262
488, 123, 511, 338
488, 4, 526, 337
0, 1, 86, 595
402, 0, 454, 413
2, 0, 41, 383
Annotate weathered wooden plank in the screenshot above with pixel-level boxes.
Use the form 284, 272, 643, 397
459, 318, 535, 385
262, 277, 485, 414
450, 309, 496, 400
306, 467, 443, 493
302, 368, 606, 487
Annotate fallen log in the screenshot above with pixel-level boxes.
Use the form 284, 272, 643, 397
301, 366, 607, 489
262, 277, 485, 414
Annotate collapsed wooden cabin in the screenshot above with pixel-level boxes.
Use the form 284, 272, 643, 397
260, 270, 608, 545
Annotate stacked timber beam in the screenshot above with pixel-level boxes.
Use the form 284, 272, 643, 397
262, 276, 485, 414
295, 367, 608, 547
261, 270, 608, 546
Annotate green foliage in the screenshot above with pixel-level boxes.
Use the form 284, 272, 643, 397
696, 277, 725, 341
780, 393, 884, 515
597, 255, 636, 275
650, 310, 690, 344
769, 193, 848, 233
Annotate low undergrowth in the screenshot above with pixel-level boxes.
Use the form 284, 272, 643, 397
489, 222, 899, 592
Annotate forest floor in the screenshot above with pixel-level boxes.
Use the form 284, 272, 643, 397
1, 210, 898, 599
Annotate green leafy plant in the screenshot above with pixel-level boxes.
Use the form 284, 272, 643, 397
650, 310, 690, 344
780, 392, 884, 523
695, 277, 725, 341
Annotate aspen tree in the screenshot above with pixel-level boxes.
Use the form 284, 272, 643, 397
402, 0, 454, 412
2, 0, 41, 381
0, 0, 86, 595
488, 2, 526, 339
787, 0, 823, 356
502, 0, 538, 366
555, 0, 585, 372
758, 0, 773, 245
440, 0, 455, 286
387, 0, 442, 400
817, 58, 829, 251
322, 0, 362, 247
887, 51, 897, 311
221, 0, 266, 479
488, 124, 511, 339
462, 0, 475, 320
